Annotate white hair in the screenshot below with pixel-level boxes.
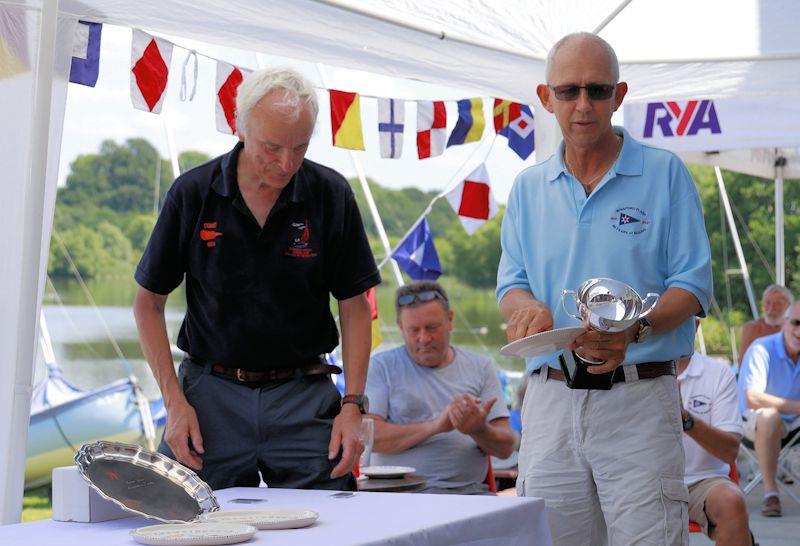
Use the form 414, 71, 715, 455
235, 67, 318, 137
762, 283, 793, 306
545, 32, 620, 84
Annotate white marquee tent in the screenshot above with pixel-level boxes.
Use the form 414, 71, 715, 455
3, 0, 800, 523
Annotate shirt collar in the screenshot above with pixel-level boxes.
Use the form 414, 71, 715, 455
769, 331, 790, 361
678, 352, 703, 380
211, 141, 309, 203
546, 125, 644, 183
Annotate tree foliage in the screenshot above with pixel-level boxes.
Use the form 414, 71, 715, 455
49, 140, 210, 278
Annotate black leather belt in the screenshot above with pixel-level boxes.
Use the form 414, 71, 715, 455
536, 361, 676, 383
189, 355, 341, 385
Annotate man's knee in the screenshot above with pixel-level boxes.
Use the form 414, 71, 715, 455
706, 484, 748, 526
755, 407, 783, 432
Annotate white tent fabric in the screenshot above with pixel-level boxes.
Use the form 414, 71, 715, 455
3, 0, 800, 523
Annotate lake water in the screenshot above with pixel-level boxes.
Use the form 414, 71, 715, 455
39, 277, 527, 402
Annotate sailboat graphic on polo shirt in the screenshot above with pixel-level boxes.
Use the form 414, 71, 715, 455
285, 220, 317, 258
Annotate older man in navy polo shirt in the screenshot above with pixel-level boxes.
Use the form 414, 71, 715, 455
497, 33, 712, 545
134, 67, 380, 491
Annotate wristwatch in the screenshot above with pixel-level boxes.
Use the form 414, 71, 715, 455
341, 393, 369, 414
682, 412, 695, 432
634, 317, 652, 344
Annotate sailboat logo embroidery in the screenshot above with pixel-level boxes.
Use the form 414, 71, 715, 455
285, 220, 317, 258
200, 221, 222, 247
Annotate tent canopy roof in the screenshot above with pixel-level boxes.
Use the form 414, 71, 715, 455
15, 0, 800, 104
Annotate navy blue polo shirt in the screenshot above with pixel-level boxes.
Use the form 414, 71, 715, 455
135, 142, 381, 370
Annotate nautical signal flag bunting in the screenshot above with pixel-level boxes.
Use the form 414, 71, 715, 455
494, 99, 534, 159
216, 61, 251, 134
417, 100, 447, 159
445, 163, 498, 235
447, 98, 485, 147
391, 218, 443, 281
130, 30, 173, 114
70, 21, 102, 87
330, 90, 365, 150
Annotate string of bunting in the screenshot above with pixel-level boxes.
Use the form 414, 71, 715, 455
68, 22, 535, 161
67, 22, 528, 281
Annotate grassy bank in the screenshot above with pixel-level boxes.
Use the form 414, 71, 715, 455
22, 486, 52, 522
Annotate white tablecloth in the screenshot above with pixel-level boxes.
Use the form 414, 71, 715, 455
1, 487, 552, 545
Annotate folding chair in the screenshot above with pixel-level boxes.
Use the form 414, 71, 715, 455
688, 463, 739, 533
739, 426, 800, 506
484, 456, 498, 493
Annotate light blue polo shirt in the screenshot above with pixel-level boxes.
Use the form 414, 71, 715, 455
496, 127, 712, 373
738, 332, 800, 423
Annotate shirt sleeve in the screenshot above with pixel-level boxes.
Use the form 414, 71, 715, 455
496, 177, 531, 303
663, 159, 713, 316
328, 183, 381, 300
365, 354, 390, 419
480, 358, 510, 422
134, 192, 186, 295
739, 343, 769, 394
709, 363, 744, 435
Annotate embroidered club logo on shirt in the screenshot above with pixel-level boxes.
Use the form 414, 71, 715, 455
285, 220, 317, 258
200, 222, 222, 247
688, 394, 712, 414
610, 207, 650, 235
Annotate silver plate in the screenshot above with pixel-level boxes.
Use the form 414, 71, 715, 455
74, 441, 219, 523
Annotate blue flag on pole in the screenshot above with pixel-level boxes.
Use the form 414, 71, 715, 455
69, 21, 102, 87
391, 218, 442, 280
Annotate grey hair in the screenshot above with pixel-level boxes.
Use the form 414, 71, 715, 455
762, 283, 793, 305
235, 67, 319, 137
545, 32, 620, 84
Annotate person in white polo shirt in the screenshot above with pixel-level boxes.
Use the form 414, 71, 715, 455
678, 332, 752, 546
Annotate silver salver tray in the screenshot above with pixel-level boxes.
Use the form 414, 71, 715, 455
74, 441, 219, 523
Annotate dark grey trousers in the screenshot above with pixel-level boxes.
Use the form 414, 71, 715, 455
158, 360, 355, 491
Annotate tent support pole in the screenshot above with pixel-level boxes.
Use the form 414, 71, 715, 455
315, 64, 404, 287
715, 166, 759, 319
775, 155, 786, 286
2, 0, 59, 524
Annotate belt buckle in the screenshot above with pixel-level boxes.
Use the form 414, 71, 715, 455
235, 368, 245, 382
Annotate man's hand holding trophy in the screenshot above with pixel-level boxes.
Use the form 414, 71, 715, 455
560, 278, 658, 389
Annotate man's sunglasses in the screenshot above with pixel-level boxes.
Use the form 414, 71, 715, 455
397, 290, 447, 307
788, 318, 800, 327
549, 83, 616, 101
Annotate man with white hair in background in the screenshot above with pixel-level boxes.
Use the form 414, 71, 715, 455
739, 285, 793, 358
134, 67, 379, 490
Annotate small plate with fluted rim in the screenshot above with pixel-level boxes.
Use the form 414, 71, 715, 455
500, 327, 584, 358
130, 522, 256, 546
201, 508, 319, 529
360, 465, 416, 478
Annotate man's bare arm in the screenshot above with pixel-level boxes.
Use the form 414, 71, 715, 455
369, 408, 453, 454
465, 417, 515, 459
738, 323, 758, 361
133, 286, 204, 469
329, 292, 372, 478
745, 388, 800, 415
683, 416, 741, 464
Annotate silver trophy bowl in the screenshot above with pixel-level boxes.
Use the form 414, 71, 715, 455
561, 278, 658, 332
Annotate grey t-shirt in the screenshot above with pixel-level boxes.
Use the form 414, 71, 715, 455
366, 346, 509, 494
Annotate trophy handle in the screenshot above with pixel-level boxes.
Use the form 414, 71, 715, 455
560, 290, 583, 322
639, 293, 659, 317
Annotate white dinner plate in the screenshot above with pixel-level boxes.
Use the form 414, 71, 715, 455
499, 327, 585, 358
201, 508, 319, 530
360, 465, 416, 479
130, 522, 256, 546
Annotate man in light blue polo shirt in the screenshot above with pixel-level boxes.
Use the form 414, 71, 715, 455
738, 300, 800, 517
496, 32, 712, 546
